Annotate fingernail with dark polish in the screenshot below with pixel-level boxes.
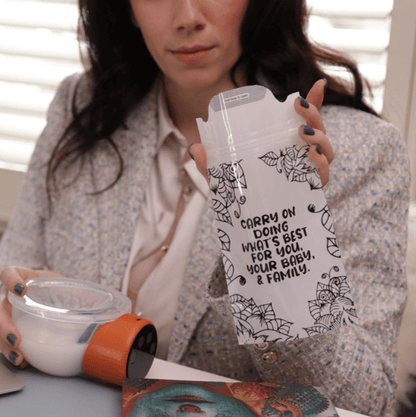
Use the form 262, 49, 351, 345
299, 96, 309, 109
187, 143, 195, 161
302, 125, 315, 136
7, 334, 17, 347
9, 351, 18, 365
315, 144, 323, 155
14, 284, 24, 295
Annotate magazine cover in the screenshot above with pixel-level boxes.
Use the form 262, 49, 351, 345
123, 378, 340, 417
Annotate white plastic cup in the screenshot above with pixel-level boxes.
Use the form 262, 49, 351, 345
8, 278, 132, 376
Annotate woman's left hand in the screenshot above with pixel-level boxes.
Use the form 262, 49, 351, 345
191, 78, 333, 187
295, 78, 334, 186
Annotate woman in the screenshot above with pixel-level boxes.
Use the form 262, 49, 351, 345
0, 0, 410, 416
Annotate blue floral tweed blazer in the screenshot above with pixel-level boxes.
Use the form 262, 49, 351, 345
0, 73, 411, 417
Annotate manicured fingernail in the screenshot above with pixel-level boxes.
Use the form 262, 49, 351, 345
323, 78, 328, 95
187, 143, 195, 161
14, 284, 24, 296
299, 96, 309, 109
9, 351, 18, 365
315, 144, 323, 155
7, 334, 17, 347
302, 125, 315, 136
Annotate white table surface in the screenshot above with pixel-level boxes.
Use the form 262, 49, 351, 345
0, 354, 367, 417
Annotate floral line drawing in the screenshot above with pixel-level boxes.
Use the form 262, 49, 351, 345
304, 266, 358, 336
208, 160, 247, 226
308, 203, 341, 258
259, 144, 322, 190
218, 228, 246, 286
230, 294, 294, 343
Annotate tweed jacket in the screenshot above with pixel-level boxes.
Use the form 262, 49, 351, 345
0, 73, 411, 417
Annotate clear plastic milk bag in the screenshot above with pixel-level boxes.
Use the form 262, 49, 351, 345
197, 85, 358, 345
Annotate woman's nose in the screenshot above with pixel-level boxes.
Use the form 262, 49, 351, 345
174, 0, 206, 33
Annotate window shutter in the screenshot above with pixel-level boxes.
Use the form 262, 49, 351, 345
0, 0, 82, 172
306, 0, 394, 113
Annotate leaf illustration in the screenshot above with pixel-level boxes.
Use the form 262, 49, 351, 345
335, 308, 359, 327
308, 300, 321, 321
329, 276, 349, 297
292, 169, 310, 183
330, 296, 355, 317
274, 318, 293, 335
316, 282, 329, 295
217, 229, 231, 252
297, 144, 310, 159
230, 295, 248, 318
212, 199, 232, 225
217, 178, 235, 207
208, 175, 220, 195
224, 161, 247, 189
208, 166, 224, 179
235, 317, 255, 337
297, 146, 318, 171
327, 238, 341, 258
221, 253, 234, 284
230, 295, 259, 319
316, 313, 335, 328
286, 146, 298, 161
259, 151, 279, 167
307, 174, 323, 190
320, 206, 335, 234
281, 150, 297, 178
248, 303, 277, 330
304, 324, 329, 337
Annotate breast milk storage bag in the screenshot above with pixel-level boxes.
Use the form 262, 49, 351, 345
197, 86, 358, 344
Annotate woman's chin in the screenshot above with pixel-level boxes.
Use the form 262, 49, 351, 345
165, 71, 237, 96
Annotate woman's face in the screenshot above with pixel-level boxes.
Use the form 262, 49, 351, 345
129, 0, 249, 94
126, 383, 258, 416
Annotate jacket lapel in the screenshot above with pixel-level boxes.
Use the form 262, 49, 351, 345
168, 202, 220, 363
92, 86, 159, 291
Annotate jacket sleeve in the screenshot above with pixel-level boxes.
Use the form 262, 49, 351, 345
206, 106, 411, 417
0, 73, 83, 272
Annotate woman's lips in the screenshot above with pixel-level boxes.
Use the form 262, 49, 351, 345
171, 46, 215, 63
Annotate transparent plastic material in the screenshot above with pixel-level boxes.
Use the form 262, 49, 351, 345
8, 278, 132, 376
197, 85, 358, 345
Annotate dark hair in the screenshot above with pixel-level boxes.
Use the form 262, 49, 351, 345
46, 0, 377, 197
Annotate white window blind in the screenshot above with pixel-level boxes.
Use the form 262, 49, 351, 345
307, 0, 394, 113
0, 0, 398, 172
0, 0, 82, 172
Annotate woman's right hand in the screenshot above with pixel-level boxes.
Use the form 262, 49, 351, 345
0, 267, 65, 367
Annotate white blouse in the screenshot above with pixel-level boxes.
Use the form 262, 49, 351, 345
121, 86, 210, 359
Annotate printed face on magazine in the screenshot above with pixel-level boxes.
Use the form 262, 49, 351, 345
126, 383, 258, 416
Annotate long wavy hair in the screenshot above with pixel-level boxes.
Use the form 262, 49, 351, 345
46, 0, 377, 197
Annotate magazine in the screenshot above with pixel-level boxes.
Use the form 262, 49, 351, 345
123, 378, 340, 416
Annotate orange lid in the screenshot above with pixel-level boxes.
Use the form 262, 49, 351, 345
82, 314, 157, 385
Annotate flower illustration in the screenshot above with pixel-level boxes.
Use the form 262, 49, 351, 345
259, 145, 322, 190
230, 294, 294, 343
208, 160, 247, 225
305, 267, 358, 336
